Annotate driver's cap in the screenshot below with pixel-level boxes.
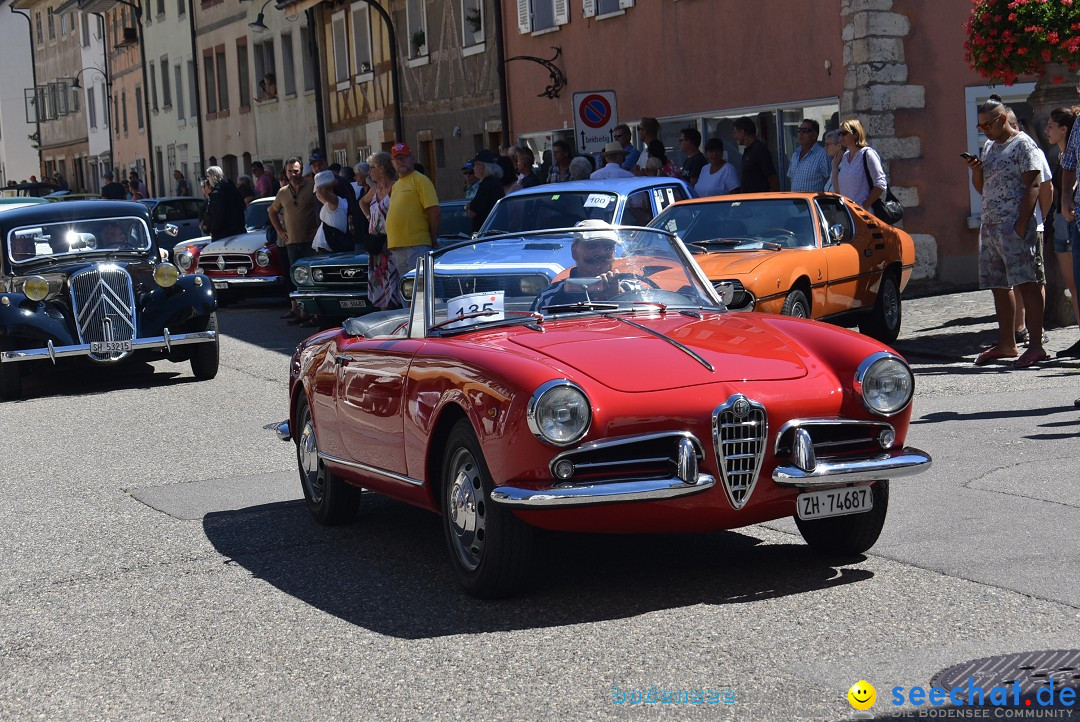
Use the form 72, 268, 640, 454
572, 219, 616, 244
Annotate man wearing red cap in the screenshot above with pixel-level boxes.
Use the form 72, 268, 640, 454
386, 143, 441, 289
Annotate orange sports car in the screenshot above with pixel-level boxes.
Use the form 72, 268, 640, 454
649, 192, 915, 343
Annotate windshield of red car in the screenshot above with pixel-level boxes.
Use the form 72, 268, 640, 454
651, 198, 818, 249
482, 192, 619, 234
425, 227, 721, 332
6, 216, 152, 264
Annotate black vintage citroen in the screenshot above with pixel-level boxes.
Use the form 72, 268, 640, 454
0, 201, 219, 400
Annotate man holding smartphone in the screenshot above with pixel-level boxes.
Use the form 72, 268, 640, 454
965, 94, 1046, 368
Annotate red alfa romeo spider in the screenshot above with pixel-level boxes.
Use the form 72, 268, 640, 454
275, 224, 931, 598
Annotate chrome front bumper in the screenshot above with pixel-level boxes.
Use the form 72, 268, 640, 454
771, 447, 931, 487
290, 291, 368, 299
208, 276, 284, 286
0, 330, 216, 364
490, 474, 716, 507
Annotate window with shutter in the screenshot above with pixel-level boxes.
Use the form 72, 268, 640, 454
554, 0, 569, 25
517, 0, 530, 33
583, 0, 596, 18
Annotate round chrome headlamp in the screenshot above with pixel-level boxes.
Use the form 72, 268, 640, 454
154, 262, 180, 288
255, 249, 271, 267
312, 268, 324, 283
176, 250, 194, 271
293, 266, 310, 285
527, 380, 591, 446
400, 277, 415, 301
854, 352, 913, 416
22, 276, 49, 302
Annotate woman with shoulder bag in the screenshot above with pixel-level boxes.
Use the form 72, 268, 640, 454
832, 119, 903, 223
360, 152, 400, 310
1046, 106, 1080, 355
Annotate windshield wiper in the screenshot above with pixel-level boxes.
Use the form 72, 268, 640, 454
430, 310, 543, 332
692, 238, 782, 251
540, 301, 619, 314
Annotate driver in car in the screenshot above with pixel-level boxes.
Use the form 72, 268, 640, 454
100, 222, 129, 249
531, 220, 628, 311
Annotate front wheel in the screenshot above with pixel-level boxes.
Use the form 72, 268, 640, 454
860, 274, 902, 343
442, 419, 533, 598
795, 481, 889, 555
190, 312, 220, 380
295, 395, 360, 525
0, 356, 22, 401
781, 288, 810, 318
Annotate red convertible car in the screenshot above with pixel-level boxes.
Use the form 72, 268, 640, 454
276, 225, 931, 598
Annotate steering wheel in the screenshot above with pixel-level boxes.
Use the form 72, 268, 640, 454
760, 228, 798, 246
613, 272, 660, 292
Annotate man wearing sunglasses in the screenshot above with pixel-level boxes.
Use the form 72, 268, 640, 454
788, 119, 831, 192
531, 220, 637, 311
966, 94, 1046, 368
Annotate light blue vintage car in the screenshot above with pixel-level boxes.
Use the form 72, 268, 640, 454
398, 177, 693, 302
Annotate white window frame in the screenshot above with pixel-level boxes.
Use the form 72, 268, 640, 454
174, 62, 185, 125
521, 0, 568, 36
462, 1, 485, 56
331, 9, 350, 89
351, 5, 373, 82
281, 31, 297, 97
964, 82, 1036, 227
407, 0, 429, 66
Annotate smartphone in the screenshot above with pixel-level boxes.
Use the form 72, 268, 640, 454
960, 152, 977, 161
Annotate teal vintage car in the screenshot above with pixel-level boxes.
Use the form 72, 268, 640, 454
291, 200, 470, 319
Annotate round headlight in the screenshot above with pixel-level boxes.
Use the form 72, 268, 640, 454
400, 277, 415, 301
519, 275, 548, 295
312, 269, 324, 282
527, 381, 591, 446
255, 249, 271, 267
293, 266, 310, 285
22, 276, 49, 302
855, 353, 913, 416
154, 262, 180, 288
176, 251, 194, 271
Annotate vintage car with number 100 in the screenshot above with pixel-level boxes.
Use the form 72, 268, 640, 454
276, 224, 931, 598
0, 201, 219, 400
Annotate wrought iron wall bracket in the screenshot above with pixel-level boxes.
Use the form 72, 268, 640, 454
505, 47, 566, 99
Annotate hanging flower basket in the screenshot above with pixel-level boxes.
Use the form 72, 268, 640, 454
964, 0, 1080, 85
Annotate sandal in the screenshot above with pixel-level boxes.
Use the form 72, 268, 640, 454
974, 347, 1017, 366
1013, 348, 1049, 368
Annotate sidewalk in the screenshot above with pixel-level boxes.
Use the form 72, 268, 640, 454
891, 289, 1080, 363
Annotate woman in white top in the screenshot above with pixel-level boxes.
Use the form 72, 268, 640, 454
831, 119, 887, 209
695, 138, 740, 197
312, 170, 350, 253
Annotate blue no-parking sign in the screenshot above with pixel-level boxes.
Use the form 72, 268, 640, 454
573, 90, 619, 155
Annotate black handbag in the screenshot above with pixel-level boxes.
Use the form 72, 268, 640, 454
362, 233, 387, 256
321, 223, 354, 253
862, 150, 904, 224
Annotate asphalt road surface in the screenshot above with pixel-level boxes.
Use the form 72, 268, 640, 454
1, 297, 1078, 721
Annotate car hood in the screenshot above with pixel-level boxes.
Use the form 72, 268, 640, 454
433, 237, 574, 277
293, 250, 368, 268
201, 230, 264, 255
505, 312, 808, 392
694, 249, 781, 278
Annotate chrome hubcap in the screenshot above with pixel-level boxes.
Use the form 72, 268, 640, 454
298, 417, 324, 503
448, 448, 486, 571
883, 282, 899, 328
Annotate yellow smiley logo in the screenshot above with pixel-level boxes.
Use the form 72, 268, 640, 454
848, 680, 876, 710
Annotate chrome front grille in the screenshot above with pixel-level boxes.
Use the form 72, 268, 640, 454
199, 254, 253, 274
712, 394, 767, 509
773, 419, 894, 461
318, 265, 369, 284
548, 432, 704, 484
69, 264, 137, 361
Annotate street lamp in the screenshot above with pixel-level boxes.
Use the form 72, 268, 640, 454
249, 0, 272, 32
70, 67, 109, 91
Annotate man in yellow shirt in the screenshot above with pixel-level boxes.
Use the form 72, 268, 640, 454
386, 143, 441, 281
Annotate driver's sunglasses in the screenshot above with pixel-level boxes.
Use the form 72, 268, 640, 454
977, 115, 1004, 132
581, 240, 615, 252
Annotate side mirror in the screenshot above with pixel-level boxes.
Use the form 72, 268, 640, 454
829, 224, 845, 243
164, 223, 179, 237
